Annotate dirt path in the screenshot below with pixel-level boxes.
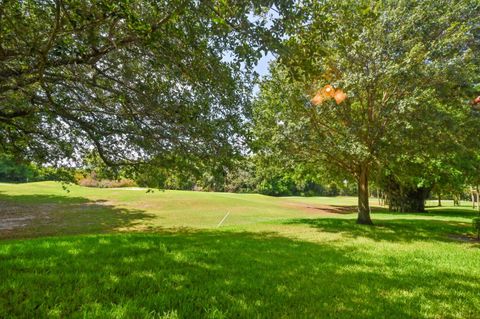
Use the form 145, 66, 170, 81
283, 201, 357, 215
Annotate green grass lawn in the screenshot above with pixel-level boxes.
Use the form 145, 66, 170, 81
1, 182, 480, 318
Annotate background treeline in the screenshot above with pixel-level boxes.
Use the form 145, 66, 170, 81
0, 153, 356, 196
0, 154, 71, 183
4, 152, 479, 205
81, 154, 359, 197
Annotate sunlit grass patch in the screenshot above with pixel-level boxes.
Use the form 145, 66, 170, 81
1, 232, 479, 318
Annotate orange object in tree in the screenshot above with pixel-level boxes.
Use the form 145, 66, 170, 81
311, 91, 325, 106
334, 89, 347, 104
472, 96, 480, 110
311, 84, 347, 106
321, 85, 336, 98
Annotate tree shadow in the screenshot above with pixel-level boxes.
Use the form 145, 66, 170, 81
1, 231, 478, 318
365, 205, 477, 220
284, 218, 472, 243
305, 205, 358, 214
296, 204, 459, 216
0, 192, 154, 239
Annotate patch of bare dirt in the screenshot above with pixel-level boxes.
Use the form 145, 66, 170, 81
0, 202, 54, 231
0, 200, 109, 233
447, 234, 480, 243
0, 215, 35, 230
284, 202, 357, 215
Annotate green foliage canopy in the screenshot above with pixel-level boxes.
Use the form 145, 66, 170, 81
253, 0, 480, 223
0, 0, 292, 174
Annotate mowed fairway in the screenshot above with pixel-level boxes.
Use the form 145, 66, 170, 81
1, 182, 480, 318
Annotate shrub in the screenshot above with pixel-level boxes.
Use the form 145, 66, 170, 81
77, 175, 136, 188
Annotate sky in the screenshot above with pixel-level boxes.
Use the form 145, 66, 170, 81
250, 6, 279, 79
254, 52, 275, 78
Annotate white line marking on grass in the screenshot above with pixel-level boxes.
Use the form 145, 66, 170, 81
217, 212, 230, 228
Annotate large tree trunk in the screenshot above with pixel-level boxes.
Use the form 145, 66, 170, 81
357, 165, 373, 225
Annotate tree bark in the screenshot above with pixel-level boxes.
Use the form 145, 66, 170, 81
471, 187, 476, 209
437, 192, 442, 207
357, 165, 373, 225
453, 194, 459, 207
477, 186, 480, 213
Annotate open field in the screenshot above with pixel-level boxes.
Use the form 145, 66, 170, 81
1, 182, 480, 318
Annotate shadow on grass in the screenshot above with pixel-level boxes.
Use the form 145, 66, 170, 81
371, 205, 479, 220
305, 205, 358, 214
0, 192, 154, 239
347, 205, 480, 224
342, 204, 480, 220
300, 205, 450, 216
420, 207, 480, 219
1, 231, 479, 318
284, 218, 472, 243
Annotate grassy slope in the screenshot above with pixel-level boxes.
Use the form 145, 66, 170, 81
1, 182, 480, 319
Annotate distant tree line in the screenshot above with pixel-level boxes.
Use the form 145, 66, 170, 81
0, 154, 71, 183
0, 151, 357, 196
4, 148, 480, 210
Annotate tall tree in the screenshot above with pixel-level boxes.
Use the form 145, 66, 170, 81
253, 0, 480, 224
